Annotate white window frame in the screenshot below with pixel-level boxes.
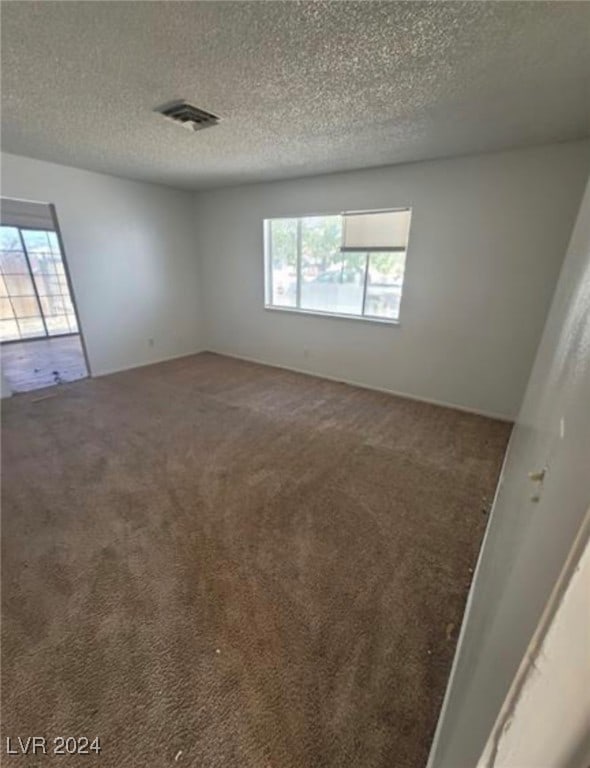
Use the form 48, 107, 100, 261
263, 208, 411, 325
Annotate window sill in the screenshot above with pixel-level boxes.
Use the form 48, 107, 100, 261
264, 305, 400, 326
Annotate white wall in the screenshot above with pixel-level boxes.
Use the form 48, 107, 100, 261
3, 143, 587, 409
428, 172, 590, 767
477, 513, 590, 768
194, 141, 590, 419
1, 152, 205, 376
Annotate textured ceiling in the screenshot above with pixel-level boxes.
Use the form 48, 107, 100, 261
2, 1, 589, 191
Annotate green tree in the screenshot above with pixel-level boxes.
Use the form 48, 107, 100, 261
301, 215, 341, 275
370, 252, 405, 281
270, 219, 297, 269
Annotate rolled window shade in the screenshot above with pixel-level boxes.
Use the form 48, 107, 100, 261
0, 198, 54, 230
341, 209, 411, 252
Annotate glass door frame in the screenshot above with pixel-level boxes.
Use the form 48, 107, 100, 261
1, 223, 78, 343
0, 201, 92, 377
49, 202, 92, 377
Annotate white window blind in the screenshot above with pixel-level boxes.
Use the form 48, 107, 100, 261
341, 209, 411, 252
0, 198, 54, 230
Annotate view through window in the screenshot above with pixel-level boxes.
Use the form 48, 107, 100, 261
0, 226, 79, 342
264, 210, 410, 322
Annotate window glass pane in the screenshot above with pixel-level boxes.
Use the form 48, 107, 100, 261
300, 215, 341, 282
46, 315, 70, 335
302, 252, 365, 315
0, 226, 21, 251
0, 319, 20, 341
22, 230, 55, 274
364, 252, 406, 320
0, 297, 15, 319
66, 314, 79, 333
4, 274, 35, 295
300, 216, 364, 314
28, 250, 55, 275
269, 219, 297, 308
0, 249, 28, 274
62, 296, 74, 314
21, 229, 51, 253
17, 317, 45, 338
47, 231, 60, 253
40, 296, 65, 316
34, 274, 61, 296
11, 296, 41, 318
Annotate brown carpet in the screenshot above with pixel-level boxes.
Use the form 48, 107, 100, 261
1, 352, 511, 767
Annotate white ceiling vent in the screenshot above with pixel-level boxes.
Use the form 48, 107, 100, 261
156, 100, 220, 132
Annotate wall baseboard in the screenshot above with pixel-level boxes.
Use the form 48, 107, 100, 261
94, 348, 207, 379
205, 347, 514, 423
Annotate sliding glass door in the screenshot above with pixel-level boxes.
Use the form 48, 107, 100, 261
0, 226, 79, 342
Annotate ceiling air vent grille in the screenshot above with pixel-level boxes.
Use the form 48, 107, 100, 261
156, 100, 220, 132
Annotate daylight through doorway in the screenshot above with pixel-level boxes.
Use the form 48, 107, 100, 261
0, 224, 79, 341
0, 198, 89, 392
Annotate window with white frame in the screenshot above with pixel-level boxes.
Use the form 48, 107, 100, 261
264, 209, 411, 322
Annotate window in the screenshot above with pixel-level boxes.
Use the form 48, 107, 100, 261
0, 226, 79, 342
264, 209, 411, 323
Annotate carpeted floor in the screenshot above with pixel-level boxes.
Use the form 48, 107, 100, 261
1, 352, 511, 767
